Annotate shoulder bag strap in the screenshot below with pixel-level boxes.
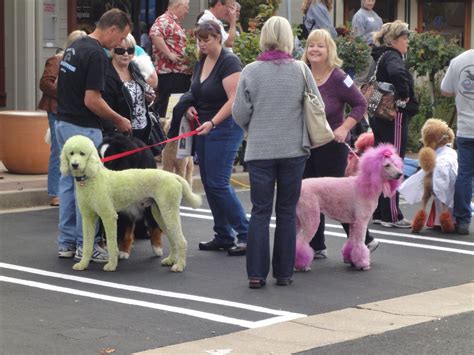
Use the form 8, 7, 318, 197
369, 51, 388, 83
298, 60, 311, 93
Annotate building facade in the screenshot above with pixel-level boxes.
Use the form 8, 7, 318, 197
1, 0, 473, 110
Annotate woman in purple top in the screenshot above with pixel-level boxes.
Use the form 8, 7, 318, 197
301, 29, 379, 259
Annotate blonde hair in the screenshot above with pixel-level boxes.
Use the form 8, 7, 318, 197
301, 29, 342, 68
124, 33, 137, 48
259, 16, 294, 54
64, 30, 87, 49
373, 20, 410, 46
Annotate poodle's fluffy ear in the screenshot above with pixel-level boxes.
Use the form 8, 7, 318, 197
84, 149, 103, 177
60, 146, 70, 176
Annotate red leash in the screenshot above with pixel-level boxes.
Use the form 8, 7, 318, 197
101, 115, 202, 163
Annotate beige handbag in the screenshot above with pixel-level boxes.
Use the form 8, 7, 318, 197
298, 61, 334, 148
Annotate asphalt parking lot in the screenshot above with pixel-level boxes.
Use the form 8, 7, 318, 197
0, 190, 473, 354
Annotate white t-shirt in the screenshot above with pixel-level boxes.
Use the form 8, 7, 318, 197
441, 49, 474, 139
198, 10, 229, 45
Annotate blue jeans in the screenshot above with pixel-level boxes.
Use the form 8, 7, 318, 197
246, 155, 307, 281
194, 118, 249, 243
55, 121, 102, 250
47, 113, 60, 197
453, 136, 474, 226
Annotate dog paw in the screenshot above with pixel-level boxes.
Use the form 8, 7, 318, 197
161, 256, 176, 267
171, 263, 185, 272
72, 262, 87, 271
103, 262, 117, 272
360, 265, 371, 271
343, 259, 351, 264
119, 251, 130, 259
294, 266, 311, 272
152, 246, 163, 257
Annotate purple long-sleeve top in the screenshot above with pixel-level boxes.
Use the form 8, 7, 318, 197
318, 68, 367, 137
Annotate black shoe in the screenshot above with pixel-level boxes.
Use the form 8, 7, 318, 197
199, 239, 235, 251
276, 278, 293, 286
249, 279, 266, 289
228, 244, 246, 256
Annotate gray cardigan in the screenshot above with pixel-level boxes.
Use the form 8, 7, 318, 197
233, 60, 321, 162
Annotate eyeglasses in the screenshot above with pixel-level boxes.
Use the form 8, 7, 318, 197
114, 47, 134, 55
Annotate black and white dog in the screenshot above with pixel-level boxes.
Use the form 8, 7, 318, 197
98, 133, 163, 259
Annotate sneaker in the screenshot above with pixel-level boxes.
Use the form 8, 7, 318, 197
456, 224, 470, 235
58, 247, 76, 258
313, 249, 328, 259
367, 239, 380, 253
381, 219, 411, 229
227, 243, 246, 256
372, 219, 382, 225
74, 245, 109, 263
199, 239, 235, 251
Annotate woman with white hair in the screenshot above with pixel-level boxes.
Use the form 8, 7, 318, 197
351, 0, 383, 45
370, 20, 419, 228
233, 16, 321, 289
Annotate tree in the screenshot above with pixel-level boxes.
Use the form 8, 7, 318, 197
406, 32, 463, 106
239, 0, 281, 31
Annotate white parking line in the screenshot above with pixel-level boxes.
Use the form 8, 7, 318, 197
0, 263, 306, 329
179, 207, 474, 255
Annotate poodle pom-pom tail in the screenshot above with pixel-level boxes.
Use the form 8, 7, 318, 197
295, 238, 313, 271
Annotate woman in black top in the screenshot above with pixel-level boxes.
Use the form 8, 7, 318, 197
185, 21, 249, 256
103, 34, 157, 143
369, 20, 419, 228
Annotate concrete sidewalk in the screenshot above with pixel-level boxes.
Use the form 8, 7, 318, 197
0, 161, 250, 210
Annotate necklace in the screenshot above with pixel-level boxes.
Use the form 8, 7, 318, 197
314, 66, 332, 83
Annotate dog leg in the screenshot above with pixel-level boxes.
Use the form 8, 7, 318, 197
119, 224, 134, 259
73, 212, 97, 271
102, 213, 119, 271
412, 209, 427, 233
150, 227, 163, 257
185, 159, 194, 188
294, 201, 320, 272
145, 207, 163, 256
439, 207, 455, 233
347, 221, 370, 271
152, 204, 187, 272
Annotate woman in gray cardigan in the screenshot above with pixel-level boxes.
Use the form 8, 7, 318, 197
233, 16, 321, 289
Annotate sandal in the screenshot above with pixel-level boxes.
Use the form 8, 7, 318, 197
249, 278, 266, 289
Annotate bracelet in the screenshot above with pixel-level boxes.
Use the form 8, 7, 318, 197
210, 120, 216, 129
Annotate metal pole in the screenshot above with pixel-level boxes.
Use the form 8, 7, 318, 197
287, 0, 292, 23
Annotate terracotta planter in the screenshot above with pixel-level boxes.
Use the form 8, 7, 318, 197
0, 111, 49, 174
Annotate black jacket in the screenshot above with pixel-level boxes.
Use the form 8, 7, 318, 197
371, 46, 419, 117
103, 60, 152, 142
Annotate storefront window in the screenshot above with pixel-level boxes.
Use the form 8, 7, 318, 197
76, 0, 132, 33
421, 1, 465, 46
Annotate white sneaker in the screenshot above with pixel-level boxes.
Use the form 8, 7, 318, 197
74, 245, 108, 263
372, 219, 382, 225
381, 219, 411, 229
313, 249, 328, 259
367, 239, 380, 253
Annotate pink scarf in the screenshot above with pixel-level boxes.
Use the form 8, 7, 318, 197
257, 50, 294, 64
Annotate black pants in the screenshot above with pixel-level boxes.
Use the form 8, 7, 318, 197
154, 73, 192, 118
369, 112, 410, 222
303, 140, 374, 251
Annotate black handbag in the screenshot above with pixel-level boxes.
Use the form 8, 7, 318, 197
147, 108, 168, 156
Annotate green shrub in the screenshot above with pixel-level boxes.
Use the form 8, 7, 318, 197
239, 0, 281, 31
334, 34, 371, 77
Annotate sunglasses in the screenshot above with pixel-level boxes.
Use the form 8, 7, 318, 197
114, 47, 134, 55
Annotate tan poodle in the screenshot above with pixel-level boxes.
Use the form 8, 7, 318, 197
161, 118, 194, 188
60, 135, 202, 272
400, 118, 457, 233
